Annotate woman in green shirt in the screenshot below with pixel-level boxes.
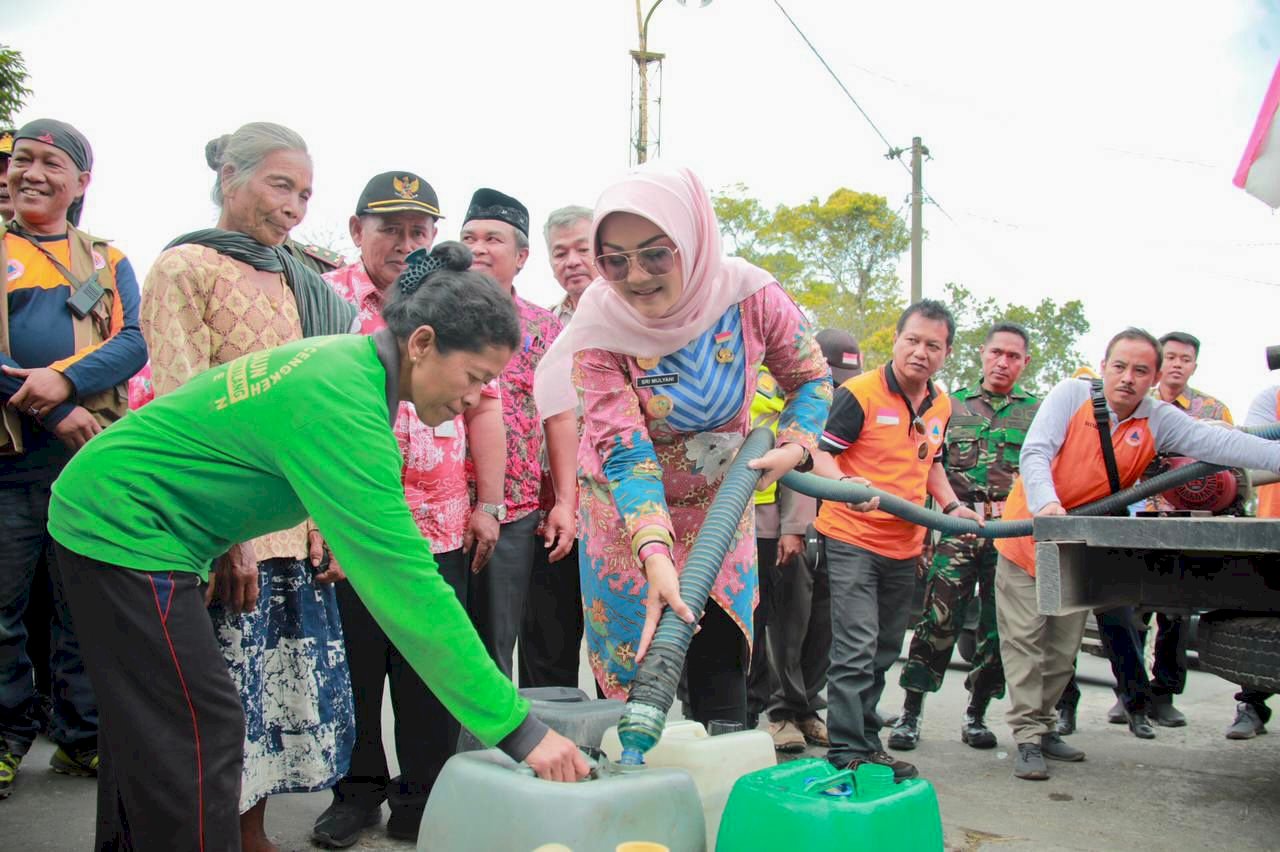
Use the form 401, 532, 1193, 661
47, 243, 588, 851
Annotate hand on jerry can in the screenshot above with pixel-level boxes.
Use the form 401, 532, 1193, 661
524, 728, 591, 782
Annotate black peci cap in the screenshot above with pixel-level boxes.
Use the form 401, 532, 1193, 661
463, 187, 529, 236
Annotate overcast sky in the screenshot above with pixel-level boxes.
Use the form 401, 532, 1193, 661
8, 0, 1280, 412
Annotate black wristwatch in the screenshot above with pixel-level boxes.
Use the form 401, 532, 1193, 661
941, 500, 961, 515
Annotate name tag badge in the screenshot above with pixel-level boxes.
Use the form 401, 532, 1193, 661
434, 418, 458, 438
636, 373, 679, 389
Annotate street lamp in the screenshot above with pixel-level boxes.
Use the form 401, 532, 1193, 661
631, 0, 712, 165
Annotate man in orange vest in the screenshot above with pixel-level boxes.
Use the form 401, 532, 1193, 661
812, 300, 981, 781
1226, 383, 1280, 739
995, 328, 1280, 780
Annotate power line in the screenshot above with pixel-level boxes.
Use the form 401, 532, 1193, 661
769, 0, 910, 177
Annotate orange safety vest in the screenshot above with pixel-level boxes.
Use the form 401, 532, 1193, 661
997, 395, 1157, 575
815, 366, 951, 559
1257, 390, 1280, 519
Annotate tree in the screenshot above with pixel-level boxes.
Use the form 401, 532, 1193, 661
715, 186, 909, 366
0, 45, 32, 128
936, 281, 1090, 395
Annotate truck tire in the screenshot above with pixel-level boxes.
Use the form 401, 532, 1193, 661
1196, 614, 1280, 693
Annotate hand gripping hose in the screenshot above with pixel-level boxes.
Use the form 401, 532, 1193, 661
616, 427, 776, 765
777, 421, 1280, 539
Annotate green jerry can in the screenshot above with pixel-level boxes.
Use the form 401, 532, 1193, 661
715, 758, 943, 852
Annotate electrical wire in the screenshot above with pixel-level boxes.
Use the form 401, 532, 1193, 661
769, 0, 910, 178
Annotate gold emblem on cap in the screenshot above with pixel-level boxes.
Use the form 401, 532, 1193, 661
715, 347, 735, 364
646, 395, 673, 419
636, 356, 660, 371
393, 176, 420, 199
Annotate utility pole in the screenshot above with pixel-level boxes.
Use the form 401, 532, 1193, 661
910, 136, 926, 304
632, 0, 667, 164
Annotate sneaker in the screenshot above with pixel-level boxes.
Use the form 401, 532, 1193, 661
1014, 743, 1049, 780
865, 750, 919, 781
49, 746, 98, 777
1226, 702, 1268, 740
795, 715, 830, 748
1040, 732, 1085, 762
311, 800, 383, 848
1107, 698, 1127, 724
0, 750, 20, 799
768, 719, 806, 753
887, 710, 921, 751
1151, 699, 1187, 728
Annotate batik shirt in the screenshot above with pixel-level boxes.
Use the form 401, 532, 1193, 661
574, 282, 831, 698
325, 260, 499, 553
497, 292, 563, 523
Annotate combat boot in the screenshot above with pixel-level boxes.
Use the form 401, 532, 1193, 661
959, 695, 997, 749
887, 710, 921, 751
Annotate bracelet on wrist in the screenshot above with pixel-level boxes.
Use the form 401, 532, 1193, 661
637, 542, 671, 565
941, 500, 961, 515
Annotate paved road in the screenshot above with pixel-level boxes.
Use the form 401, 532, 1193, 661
3, 646, 1278, 850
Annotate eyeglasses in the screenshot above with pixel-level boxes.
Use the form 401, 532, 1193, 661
595, 246, 679, 282
911, 416, 928, 460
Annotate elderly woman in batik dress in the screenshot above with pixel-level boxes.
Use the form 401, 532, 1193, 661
138, 121, 356, 852
534, 165, 832, 725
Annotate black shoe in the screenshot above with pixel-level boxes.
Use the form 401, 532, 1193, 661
1107, 698, 1127, 724
861, 750, 919, 781
1127, 712, 1156, 740
887, 710, 921, 751
311, 801, 382, 848
386, 808, 424, 842
1151, 699, 1187, 728
960, 707, 997, 749
1055, 702, 1077, 736
1040, 732, 1085, 762
1013, 743, 1049, 780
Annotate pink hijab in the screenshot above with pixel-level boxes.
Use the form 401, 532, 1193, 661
533, 164, 775, 417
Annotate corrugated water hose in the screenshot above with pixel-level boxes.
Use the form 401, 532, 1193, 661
615, 421, 1280, 764
617, 427, 776, 765
778, 420, 1280, 538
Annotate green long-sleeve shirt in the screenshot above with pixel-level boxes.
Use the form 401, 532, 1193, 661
47, 334, 542, 756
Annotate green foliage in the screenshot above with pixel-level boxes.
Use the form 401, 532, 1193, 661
714, 184, 1090, 388
936, 282, 1091, 395
715, 185, 908, 367
0, 46, 32, 128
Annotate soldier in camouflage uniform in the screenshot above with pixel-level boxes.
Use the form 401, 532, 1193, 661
888, 323, 1039, 751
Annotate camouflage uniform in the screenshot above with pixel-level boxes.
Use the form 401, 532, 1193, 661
899, 380, 1040, 702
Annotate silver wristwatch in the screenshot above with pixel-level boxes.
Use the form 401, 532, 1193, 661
477, 501, 508, 522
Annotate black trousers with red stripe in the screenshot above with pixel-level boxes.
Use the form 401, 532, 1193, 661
55, 545, 243, 852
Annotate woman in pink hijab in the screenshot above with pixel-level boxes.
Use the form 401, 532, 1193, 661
534, 165, 831, 721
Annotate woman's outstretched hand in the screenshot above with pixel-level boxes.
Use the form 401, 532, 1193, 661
747, 443, 806, 491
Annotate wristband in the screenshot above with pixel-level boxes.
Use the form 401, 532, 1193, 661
941, 500, 961, 515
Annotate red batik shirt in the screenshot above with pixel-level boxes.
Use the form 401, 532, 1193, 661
325, 260, 499, 552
